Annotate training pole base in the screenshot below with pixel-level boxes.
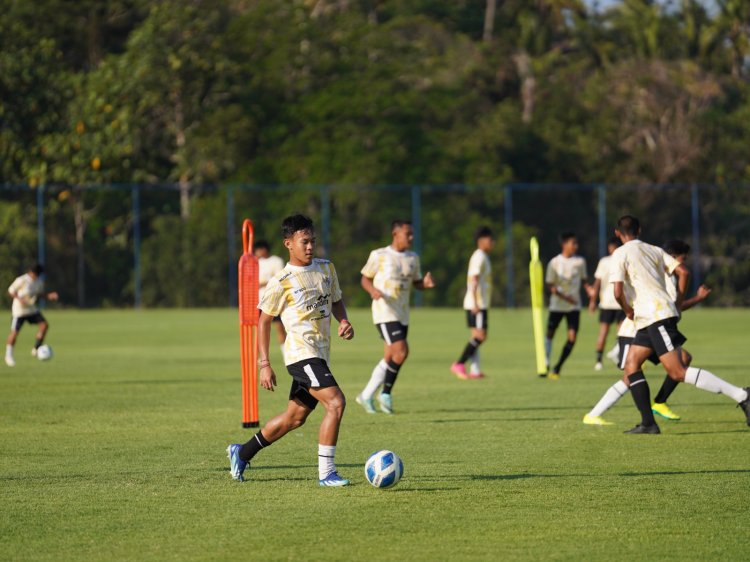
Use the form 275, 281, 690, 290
242, 421, 260, 428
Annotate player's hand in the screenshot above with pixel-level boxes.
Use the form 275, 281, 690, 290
696, 284, 712, 300
471, 306, 480, 315
422, 272, 435, 289
47, 292, 59, 302
624, 307, 634, 320
370, 289, 383, 300
260, 365, 277, 391
585, 285, 596, 299
338, 319, 354, 340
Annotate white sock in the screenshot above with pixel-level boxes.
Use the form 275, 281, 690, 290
684, 367, 748, 403
469, 350, 481, 375
361, 360, 387, 399
544, 338, 552, 365
588, 380, 629, 417
608, 342, 620, 356
318, 444, 336, 480
5, 344, 12, 356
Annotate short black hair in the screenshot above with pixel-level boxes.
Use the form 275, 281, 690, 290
608, 236, 621, 247
475, 225, 494, 243
664, 239, 690, 257
254, 239, 270, 251
391, 219, 412, 231
31, 264, 44, 276
281, 214, 314, 239
560, 231, 577, 244
616, 215, 640, 236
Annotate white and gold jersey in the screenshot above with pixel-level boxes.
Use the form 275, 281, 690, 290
258, 255, 285, 301
463, 249, 492, 310
8, 274, 44, 317
361, 246, 422, 325
610, 240, 680, 331
259, 259, 342, 366
546, 254, 587, 312
594, 255, 620, 311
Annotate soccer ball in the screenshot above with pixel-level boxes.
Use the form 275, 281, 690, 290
365, 450, 404, 489
36, 345, 53, 361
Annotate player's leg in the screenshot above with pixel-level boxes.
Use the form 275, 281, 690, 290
623, 344, 660, 433
5, 317, 22, 367
584, 337, 632, 425
551, 312, 579, 377
309, 385, 349, 486
32, 316, 48, 356
651, 348, 691, 421
658, 350, 750, 424
545, 312, 563, 371
358, 324, 392, 412
467, 326, 487, 378
228, 391, 314, 482
452, 311, 487, 379
606, 315, 625, 363
594, 311, 611, 370
379, 335, 408, 414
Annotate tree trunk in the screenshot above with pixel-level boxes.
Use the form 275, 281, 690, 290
483, 0, 497, 43
513, 50, 535, 123
73, 192, 86, 308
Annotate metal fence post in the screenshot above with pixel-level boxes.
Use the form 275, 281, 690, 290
504, 185, 514, 308
411, 185, 423, 307
320, 185, 331, 258
132, 185, 142, 309
690, 184, 701, 293
227, 186, 237, 307
597, 185, 607, 258
37, 184, 46, 266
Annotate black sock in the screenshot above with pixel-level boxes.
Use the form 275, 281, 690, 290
596, 350, 603, 362
34, 338, 43, 349
628, 371, 656, 426
382, 360, 402, 394
457, 338, 481, 364
239, 431, 270, 462
553, 341, 575, 373
654, 375, 679, 404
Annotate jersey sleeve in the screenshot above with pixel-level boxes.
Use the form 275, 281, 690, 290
609, 251, 626, 283
8, 277, 21, 294
467, 252, 483, 277
661, 250, 681, 275
594, 259, 605, 280
412, 255, 422, 281
258, 277, 285, 316
360, 251, 379, 278
330, 263, 343, 302
545, 260, 557, 284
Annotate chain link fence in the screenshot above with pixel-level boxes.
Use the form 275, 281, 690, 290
1, 184, 748, 309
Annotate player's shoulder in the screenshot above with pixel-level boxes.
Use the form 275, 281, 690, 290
312, 258, 338, 272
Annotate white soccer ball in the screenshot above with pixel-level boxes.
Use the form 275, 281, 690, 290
36, 345, 53, 361
365, 450, 404, 489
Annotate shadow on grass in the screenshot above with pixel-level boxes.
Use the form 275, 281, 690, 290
620, 469, 750, 477
421, 405, 591, 415
430, 417, 562, 424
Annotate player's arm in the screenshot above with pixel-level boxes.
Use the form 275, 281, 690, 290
361, 275, 383, 300
332, 299, 354, 340
45, 291, 59, 301
547, 283, 575, 305
587, 278, 601, 312
413, 272, 435, 290
257, 311, 277, 392
680, 284, 711, 312
613, 281, 633, 319
672, 263, 690, 311
468, 275, 480, 314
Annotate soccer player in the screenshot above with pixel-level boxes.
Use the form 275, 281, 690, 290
583, 239, 712, 426
604, 216, 749, 434
226, 215, 354, 486
543, 231, 590, 379
355, 220, 435, 414
588, 237, 625, 371
6, 264, 59, 367
451, 226, 494, 380
254, 240, 287, 356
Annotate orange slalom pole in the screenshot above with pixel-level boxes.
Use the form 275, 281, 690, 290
238, 219, 260, 428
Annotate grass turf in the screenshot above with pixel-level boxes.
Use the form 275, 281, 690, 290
1, 308, 749, 561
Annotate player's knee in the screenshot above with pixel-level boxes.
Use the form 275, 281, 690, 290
325, 395, 346, 418
474, 331, 487, 343
667, 367, 686, 382
682, 350, 693, 366
288, 411, 308, 430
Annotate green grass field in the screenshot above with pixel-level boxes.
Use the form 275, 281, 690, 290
2, 308, 749, 561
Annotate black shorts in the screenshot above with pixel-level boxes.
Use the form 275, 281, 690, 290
286, 358, 339, 410
547, 311, 580, 333
599, 309, 626, 325
10, 312, 46, 332
376, 322, 408, 344
466, 310, 488, 330
632, 317, 687, 359
617, 336, 659, 370
272, 316, 282, 323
